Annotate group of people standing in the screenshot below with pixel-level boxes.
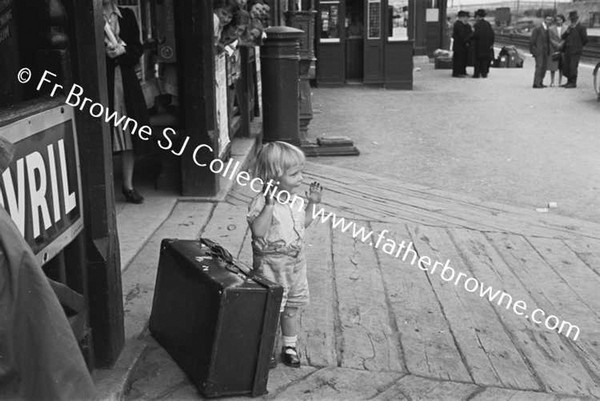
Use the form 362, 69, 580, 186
530, 11, 588, 89
452, 9, 495, 79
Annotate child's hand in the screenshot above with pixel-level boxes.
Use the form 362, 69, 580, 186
306, 181, 323, 204
263, 183, 275, 204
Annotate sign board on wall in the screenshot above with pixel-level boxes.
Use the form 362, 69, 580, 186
426, 8, 439, 22
0, 106, 83, 265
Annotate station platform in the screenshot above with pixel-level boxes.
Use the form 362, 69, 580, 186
93, 57, 600, 400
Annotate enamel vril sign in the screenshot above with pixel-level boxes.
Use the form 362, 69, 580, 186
0, 105, 83, 265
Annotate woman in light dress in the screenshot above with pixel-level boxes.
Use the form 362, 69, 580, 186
548, 14, 566, 87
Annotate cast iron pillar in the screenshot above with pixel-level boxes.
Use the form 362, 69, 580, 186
285, 10, 316, 145
260, 26, 303, 145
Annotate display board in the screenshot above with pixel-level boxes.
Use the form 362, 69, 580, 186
319, 0, 341, 42
0, 106, 84, 265
388, 0, 409, 41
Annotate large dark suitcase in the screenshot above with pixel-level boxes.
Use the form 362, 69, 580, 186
434, 56, 453, 70
149, 238, 283, 398
493, 46, 524, 68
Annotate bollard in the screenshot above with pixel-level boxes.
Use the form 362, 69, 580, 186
260, 26, 303, 145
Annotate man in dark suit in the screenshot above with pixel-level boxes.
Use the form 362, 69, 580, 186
452, 11, 472, 77
471, 9, 495, 78
529, 14, 553, 88
561, 10, 588, 88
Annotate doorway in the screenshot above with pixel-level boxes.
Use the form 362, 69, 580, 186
345, 0, 364, 81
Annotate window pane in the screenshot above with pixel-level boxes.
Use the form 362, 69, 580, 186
367, 0, 381, 39
320, 2, 340, 41
388, 0, 408, 41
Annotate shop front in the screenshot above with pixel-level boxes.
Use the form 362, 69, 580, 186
316, 0, 413, 88
315, 0, 447, 87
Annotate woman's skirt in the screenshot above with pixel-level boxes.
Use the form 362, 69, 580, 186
112, 65, 134, 153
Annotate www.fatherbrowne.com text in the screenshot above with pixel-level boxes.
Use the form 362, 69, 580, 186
22, 68, 581, 341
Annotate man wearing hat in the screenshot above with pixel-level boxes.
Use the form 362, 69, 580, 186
452, 11, 473, 77
529, 14, 554, 88
471, 9, 495, 78
0, 136, 96, 400
561, 10, 588, 88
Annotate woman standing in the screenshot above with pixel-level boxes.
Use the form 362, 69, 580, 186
548, 14, 566, 87
103, 0, 148, 203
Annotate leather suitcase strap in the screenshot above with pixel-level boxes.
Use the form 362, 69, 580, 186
200, 237, 254, 277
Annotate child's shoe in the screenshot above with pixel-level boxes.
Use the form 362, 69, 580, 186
281, 346, 300, 368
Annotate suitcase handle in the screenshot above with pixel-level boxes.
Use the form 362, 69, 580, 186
200, 238, 255, 277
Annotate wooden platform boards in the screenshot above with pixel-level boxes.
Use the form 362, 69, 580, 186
196, 160, 600, 400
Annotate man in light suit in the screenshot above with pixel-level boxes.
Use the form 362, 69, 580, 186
561, 10, 588, 88
530, 14, 553, 88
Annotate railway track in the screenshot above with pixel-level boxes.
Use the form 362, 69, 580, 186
495, 32, 600, 59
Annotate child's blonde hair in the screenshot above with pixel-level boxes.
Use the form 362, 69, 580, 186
254, 141, 305, 182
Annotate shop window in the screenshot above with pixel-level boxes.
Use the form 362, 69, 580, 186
319, 1, 341, 42
388, 0, 408, 41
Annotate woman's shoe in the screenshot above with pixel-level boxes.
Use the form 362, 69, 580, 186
268, 356, 277, 369
122, 187, 144, 204
281, 346, 300, 368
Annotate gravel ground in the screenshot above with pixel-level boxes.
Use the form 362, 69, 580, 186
308, 55, 600, 222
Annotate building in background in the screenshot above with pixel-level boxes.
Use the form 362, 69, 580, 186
313, 0, 448, 87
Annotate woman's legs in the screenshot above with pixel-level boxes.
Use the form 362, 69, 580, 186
550, 71, 556, 86
121, 150, 144, 203
558, 70, 563, 86
122, 149, 135, 190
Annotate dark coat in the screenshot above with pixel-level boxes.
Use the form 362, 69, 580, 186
562, 23, 588, 55
472, 19, 495, 58
0, 208, 96, 400
452, 20, 472, 53
106, 7, 149, 128
530, 24, 550, 58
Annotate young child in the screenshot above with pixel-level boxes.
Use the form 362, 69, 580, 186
247, 141, 323, 368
